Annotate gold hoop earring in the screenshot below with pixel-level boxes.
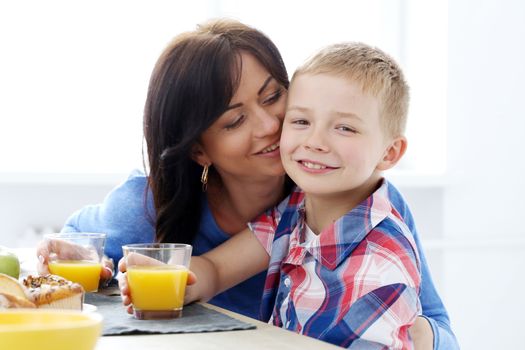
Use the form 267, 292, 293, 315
201, 164, 209, 192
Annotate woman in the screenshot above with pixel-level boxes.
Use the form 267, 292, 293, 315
37, 18, 457, 349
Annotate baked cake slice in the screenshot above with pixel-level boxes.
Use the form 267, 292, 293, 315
23, 274, 84, 310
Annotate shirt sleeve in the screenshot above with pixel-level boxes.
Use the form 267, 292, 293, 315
346, 283, 420, 349
248, 187, 303, 255
61, 169, 156, 264
415, 233, 460, 350
247, 197, 287, 255
343, 233, 421, 349
387, 185, 459, 349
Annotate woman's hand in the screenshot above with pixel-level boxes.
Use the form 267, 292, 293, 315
117, 254, 197, 314
36, 238, 114, 283
409, 316, 434, 350
100, 255, 115, 283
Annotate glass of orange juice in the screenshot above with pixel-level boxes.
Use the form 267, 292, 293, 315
44, 233, 106, 292
122, 243, 192, 320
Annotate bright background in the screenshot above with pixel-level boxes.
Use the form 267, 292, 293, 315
1, 1, 524, 349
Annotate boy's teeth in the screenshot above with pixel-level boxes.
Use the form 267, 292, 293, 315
261, 143, 279, 153
302, 161, 326, 169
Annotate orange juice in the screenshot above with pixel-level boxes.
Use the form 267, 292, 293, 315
127, 265, 188, 311
48, 260, 102, 292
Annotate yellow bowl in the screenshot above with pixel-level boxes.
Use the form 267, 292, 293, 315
0, 309, 102, 350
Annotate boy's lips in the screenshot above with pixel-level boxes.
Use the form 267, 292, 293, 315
296, 159, 338, 173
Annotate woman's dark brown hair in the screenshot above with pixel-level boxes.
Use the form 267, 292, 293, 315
143, 19, 289, 243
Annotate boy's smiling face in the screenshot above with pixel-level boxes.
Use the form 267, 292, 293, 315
281, 73, 394, 198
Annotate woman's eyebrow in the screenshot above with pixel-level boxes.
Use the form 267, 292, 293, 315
257, 76, 273, 95
226, 76, 274, 110
225, 102, 243, 111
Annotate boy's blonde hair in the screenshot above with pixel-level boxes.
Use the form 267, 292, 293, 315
292, 42, 409, 137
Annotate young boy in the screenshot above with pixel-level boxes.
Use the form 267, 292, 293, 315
187, 42, 422, 349
126, 42, 421, 349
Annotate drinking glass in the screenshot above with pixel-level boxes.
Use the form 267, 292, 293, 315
44, 233, 106, 292
122, 243, 192, 320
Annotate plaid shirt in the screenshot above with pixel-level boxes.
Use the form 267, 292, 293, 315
249, 180, 421, 349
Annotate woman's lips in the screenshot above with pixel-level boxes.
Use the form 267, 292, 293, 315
255, 142, 280, 157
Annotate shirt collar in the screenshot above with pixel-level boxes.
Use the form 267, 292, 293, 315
284, 179, 393, 270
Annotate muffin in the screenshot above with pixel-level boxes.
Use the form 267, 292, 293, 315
23, 274, 84, 310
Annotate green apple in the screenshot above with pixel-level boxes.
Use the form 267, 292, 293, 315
0, 247, 20, 279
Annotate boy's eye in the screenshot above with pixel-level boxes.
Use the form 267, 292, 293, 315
225, 115, 246, 130
336, 125, 357, 133
291, 119, 309, 126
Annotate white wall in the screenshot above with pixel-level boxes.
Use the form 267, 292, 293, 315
443, 0, 525, 348
0, 179, 116, 247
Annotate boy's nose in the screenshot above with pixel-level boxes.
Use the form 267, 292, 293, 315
304, 129, 329, 152
304, 143, 329, 152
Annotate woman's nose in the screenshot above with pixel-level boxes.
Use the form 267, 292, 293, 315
253, 108, 281, 138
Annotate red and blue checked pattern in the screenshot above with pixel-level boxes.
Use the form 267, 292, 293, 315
249, 180, 421, 349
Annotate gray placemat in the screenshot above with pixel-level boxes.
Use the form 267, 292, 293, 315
85, 293, 256, 336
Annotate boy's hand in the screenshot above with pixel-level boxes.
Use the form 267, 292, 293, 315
117, 255, 197, 314
117, 258, 134, 314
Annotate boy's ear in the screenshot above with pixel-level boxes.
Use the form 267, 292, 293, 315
191, 143, 211, 167
376, 136, 407, 171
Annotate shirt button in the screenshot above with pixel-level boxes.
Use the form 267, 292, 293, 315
284, 278, 291, 287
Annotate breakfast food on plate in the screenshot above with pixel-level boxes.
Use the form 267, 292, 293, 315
0, 273, 28, 299
0, 273, 36, 308
23, 274, 84, 310
0, 272, 85, 310
0, 292, 36, 308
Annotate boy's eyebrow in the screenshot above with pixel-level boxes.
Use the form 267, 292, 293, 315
287, 107, 363, 122
335, 111, 363, 122
226, 76, 274, 111
286, 105, 310, 113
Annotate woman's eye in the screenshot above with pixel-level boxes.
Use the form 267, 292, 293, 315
225, 115, 246, 130
263, 89, 283, 105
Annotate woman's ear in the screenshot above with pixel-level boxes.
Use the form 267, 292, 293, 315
376, 136, 407, 171
191, 143, 211, 167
